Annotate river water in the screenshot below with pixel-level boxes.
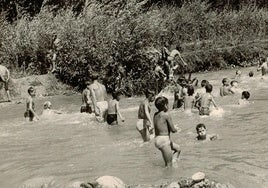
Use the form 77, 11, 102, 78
0, 68, 267, 188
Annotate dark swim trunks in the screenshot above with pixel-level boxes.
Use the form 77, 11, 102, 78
24, 110, 34, 121
80, 104, 92, 114
107, 114, 117, 125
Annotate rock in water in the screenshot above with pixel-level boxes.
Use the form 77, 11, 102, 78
167, 181, 180, 188
95, 176, 126, 188
191, 172, 205, 183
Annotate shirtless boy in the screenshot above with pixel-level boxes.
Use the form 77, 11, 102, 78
196, 123, 218, 141
257, 57, 268, 78
220, 78, 234, 96
81, 81, 92, 114
154, 96, 181, 168
107, 91, 125, 125
24, 87, 39, 121
0, 65, 11, 102
198, 84, 218, 116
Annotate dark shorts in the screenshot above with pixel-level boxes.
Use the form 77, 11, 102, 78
199, 107, 210, 116
80, 104, 92, 114
24, 111, 34, 121
173, 99, 184, 109
107, 114, 117, 125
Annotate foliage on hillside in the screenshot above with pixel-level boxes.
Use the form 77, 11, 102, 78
0, 0, 267, 94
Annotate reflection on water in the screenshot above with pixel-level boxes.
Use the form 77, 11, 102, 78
0, 68, 267, 188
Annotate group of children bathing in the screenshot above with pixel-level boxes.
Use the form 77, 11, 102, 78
23, 56, 267, 168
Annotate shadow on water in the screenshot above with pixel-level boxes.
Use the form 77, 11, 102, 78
0, 67, 267, 188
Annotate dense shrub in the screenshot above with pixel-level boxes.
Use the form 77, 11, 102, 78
0, 0, 267, 95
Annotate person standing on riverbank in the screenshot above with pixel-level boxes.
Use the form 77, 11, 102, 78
0, 65, 12, 102
89, 73, 108, 122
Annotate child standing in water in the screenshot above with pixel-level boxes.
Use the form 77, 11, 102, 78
257, 57, 268, 78
107, 91, 125, 125
154, 96, 181, 168
198, 84, 218, 116
238, 91, 250, 105
220, 78, 234, 96
81, 81, 92, 114
184, 85, 195, 112
24, 87, 39, 121
136, 89, 155, 142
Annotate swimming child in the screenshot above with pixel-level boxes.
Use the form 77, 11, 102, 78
249, 71, 254, 77
107, 91, 125, 125
42, 101, 62, 116
230, 80, 240, 93
198, 84, 218, 116
24, 87, 39, 121
184, 85, 195, 112
257, 57, 268, 78
196, 123, 218, 141
220, 78, 234, 96
81, 81, 92, 114
235, 70, 242, 80
238, 91, 250, 105
136, 89, 155, 142
154, 96, 181, 168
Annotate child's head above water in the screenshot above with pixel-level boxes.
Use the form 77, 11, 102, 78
201, 80, 209, 87
236, 70, 242, 75
230, 80, 238, 87
222, 78, 230, 86
205, 84, 213, 93
44, 101, 52, 109
196, 123, 207, 140
187, 85, 194, 96
249, 71, 254, 77
241, 91, 250, 100
155, 96, 168, 112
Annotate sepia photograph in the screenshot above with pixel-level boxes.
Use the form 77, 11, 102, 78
0, 0, 267, 187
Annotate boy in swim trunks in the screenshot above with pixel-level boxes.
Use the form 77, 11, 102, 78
198, 84, 218, 116
0, 65, 12, 102
154, 96, 181, 168
24, 87, 39, 121
136, 89, 155, 142
184, 85, 195, 112
196, 123, 218, 141
220, 78, 234, 96
107, 91, 125, 125
81, 81, 93, 114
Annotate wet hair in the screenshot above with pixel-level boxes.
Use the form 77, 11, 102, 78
44, 101, 52, 109
187, 85, 194, 96
260, 57, 266, 63
205, 84, 213, 93
230, 80, 238, 86
249, 71, 254, 77
222, 78, 229, 84
27, 86, 35, 94
91, 73, 99, 80
242, 91, 250, 99
112, 91, 121, 100
196, 123, 206, 132
155, 96, 168, 111
145, 89, 155, 98
201, 80, 208, 87
175, 44, 182, 51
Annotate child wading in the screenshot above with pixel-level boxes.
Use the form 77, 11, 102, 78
154, 96, 181, 168
107, 91, 125, 125
136, 89, 155, 142
198, 84, 218, 116
24, 87, 39, 121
